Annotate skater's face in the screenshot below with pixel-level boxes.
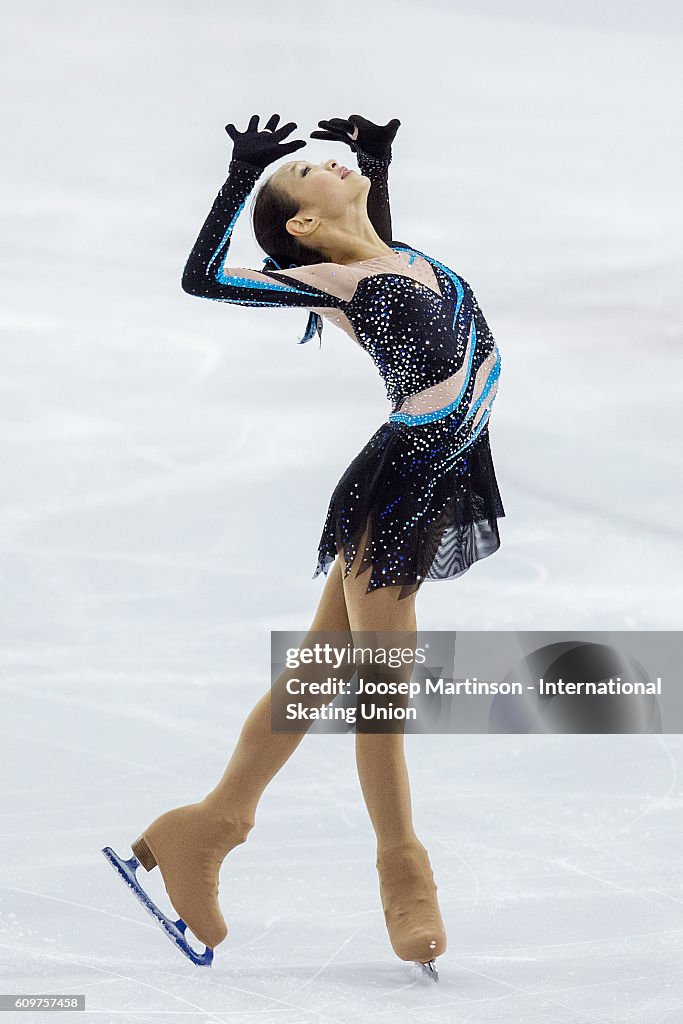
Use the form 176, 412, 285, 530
269, 158, 370, 242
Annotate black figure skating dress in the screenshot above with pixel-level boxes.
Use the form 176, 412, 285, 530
181, 151, 505, 600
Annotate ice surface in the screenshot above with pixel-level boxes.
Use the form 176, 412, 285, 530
1, 1, 682, 1021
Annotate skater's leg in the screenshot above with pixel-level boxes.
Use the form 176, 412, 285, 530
341, 525, 420, 852
202, 551, 354, 824
341, 523, 447, 966
131, 553, 354, 949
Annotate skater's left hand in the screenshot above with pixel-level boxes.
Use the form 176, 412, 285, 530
309, 114, 401, 161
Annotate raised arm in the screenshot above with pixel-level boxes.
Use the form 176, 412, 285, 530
181, 112, 349, 319
181, 158, 344, 311
356, 148, 399, 247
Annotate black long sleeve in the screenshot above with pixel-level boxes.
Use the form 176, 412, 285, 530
180, 159, 346, 309
356, 147, 409, 249
357, 148, 394, 244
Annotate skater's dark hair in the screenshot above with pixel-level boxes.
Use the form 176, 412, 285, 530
250, 175, 328, 272
249, 174, 328, 346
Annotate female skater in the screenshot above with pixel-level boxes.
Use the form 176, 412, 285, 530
102, 112, 505, 979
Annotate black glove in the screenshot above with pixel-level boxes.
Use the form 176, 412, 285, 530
224, 112, 307, 170
309, 114, 401, 161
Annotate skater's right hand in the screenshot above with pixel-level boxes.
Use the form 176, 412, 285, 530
309, 114, 401, 161
224, 113, 307, 171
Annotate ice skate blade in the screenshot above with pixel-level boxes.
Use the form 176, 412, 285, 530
414, 958, 439, 981
101, 846, 214, 967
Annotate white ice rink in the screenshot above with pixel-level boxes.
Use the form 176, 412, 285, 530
1, 1, 682, 1021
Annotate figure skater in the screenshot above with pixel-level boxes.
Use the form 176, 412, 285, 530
102, 112, 505, 980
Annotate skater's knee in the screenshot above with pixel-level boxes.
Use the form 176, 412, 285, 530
342, 572, 417, 633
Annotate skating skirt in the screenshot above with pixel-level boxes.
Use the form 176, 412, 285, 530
312, 402, 506, 601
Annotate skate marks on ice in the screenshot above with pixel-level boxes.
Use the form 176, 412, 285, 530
3, 694, 683, 1021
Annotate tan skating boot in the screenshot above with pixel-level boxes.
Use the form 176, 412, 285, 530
376, 840, 447, 975
131, 798, 254, 949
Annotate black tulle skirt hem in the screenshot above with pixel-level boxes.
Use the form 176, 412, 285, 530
312, 412, 505, 601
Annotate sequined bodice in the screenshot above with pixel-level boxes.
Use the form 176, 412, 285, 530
344, 261, 474, 411
304, 251, 500, 420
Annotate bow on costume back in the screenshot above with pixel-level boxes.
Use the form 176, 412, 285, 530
261, 255, 324, 348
